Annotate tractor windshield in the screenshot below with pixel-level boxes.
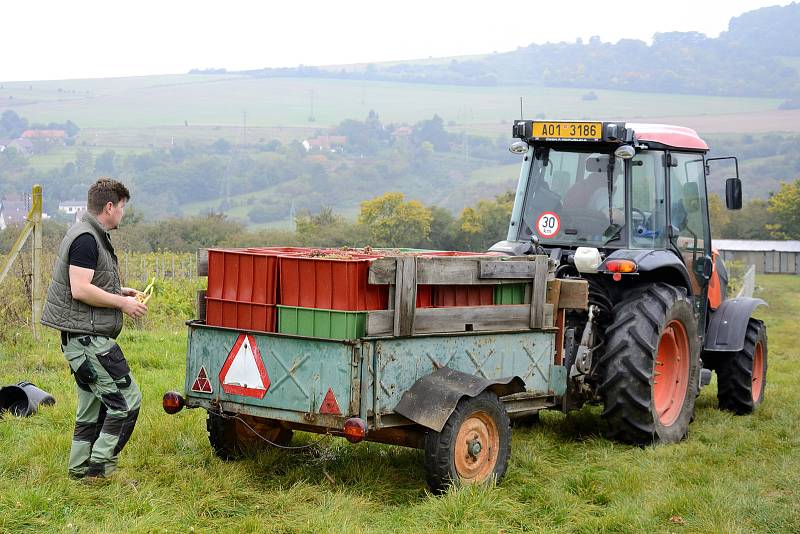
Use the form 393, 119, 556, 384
518, 147, 626, 247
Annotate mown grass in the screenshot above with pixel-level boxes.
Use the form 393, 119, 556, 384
1, 276, 798, 533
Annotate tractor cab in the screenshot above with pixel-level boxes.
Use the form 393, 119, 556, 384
492, 120, 742, 310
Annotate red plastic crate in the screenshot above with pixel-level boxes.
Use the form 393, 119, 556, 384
279, 256, 389, 311
205, 249, 280, 332
432, 285, 494, 307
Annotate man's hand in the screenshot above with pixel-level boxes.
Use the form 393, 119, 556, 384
121, 287, 138, 297
120, 296, 148, 319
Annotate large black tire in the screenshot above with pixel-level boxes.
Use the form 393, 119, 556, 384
423, 390, 511, 494
207, 412, 293, 460
599, 283, 700, 444
716, 319, 767, 414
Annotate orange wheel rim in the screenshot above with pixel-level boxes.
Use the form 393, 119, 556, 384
453, 411, 499, 483
653, 319, 690, 426
752, 341, 764, 403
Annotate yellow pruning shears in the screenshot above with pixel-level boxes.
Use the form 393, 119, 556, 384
136, 278, 155, 305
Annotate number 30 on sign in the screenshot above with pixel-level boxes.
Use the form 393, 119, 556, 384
536, 212, 560, 238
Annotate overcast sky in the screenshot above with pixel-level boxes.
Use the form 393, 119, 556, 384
0, 0, 791, 82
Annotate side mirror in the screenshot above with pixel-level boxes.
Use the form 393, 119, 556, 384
725, 177, 742, 210
694, 255, 713, 281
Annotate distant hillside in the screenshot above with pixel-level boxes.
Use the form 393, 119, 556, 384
244, 3, 800, 99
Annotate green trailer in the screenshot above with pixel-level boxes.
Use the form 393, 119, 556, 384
165, 254, 582, 492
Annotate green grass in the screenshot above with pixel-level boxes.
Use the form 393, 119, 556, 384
1, 275, 799, 532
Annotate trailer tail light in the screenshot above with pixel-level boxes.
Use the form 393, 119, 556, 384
162, 391, 185, 414
343, 417, 367, 443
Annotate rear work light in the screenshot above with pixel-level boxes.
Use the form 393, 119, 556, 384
343, 417, 368, 443
163, 391, 185, 414
604, 259, 637, 282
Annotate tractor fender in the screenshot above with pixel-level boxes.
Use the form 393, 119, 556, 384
604, 249, 694, 294
393, 366, 525, 432
704, 297, 767, 352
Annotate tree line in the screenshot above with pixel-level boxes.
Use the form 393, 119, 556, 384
241, 4, 800, 100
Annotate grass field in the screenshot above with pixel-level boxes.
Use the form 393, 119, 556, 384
0, 274, 798, 533
0, 74, 784, 132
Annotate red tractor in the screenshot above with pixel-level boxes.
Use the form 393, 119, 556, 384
491, 120, 767, 443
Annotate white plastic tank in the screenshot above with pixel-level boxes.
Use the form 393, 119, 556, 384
574, 247, 603, 273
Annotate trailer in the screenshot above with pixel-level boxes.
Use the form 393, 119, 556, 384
165, 253, 588, 492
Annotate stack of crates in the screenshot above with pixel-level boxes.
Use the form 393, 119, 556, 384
204, 247, 528, 341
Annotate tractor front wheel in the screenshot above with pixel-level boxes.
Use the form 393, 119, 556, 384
207, 412, 293, 460
716, 319, 767, 414
423, 390, 511, 493
599, 283, 700, 444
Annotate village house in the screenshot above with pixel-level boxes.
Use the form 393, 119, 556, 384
20, 129, 66, 143
0, 194, 30, 231
302, 135, 347, 152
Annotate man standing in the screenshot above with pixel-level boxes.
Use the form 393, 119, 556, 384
41, 178, 147, 480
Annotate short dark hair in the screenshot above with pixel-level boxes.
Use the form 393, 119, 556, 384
87, 178, 130, 215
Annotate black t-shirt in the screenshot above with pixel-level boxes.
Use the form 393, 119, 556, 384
68, 233, 98, 270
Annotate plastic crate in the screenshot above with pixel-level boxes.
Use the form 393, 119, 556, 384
494, 283, 528, 305
279, 256, 389, 311
205, 249, 280, 332
433, 285, 495, 307
277, 306, 367, 340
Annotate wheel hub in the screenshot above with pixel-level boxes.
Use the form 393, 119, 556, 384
454, 411, 500, 482
653, 319, 690, 426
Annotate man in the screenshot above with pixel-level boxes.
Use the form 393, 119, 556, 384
41, 178, 147, 480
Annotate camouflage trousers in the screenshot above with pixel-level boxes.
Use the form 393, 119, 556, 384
62, 334, 141, 478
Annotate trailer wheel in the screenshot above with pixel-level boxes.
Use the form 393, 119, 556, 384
423, 390, 511, 494
207, 412, 293, 460
599, 283, 700, 444
716, 319, 767, 414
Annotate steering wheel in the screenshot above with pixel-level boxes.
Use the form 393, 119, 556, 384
631, 208, 647, 228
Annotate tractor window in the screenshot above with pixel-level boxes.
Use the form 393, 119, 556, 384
518, 148, 625, 246
629, 151, 667, 249
669, 152, 710, 292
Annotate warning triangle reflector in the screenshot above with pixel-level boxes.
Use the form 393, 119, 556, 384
191, 366, 213, 393
218, 334, 270, 398
319, 387, 342, 415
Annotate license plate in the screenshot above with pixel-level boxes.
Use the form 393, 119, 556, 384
532, 121, 602, 141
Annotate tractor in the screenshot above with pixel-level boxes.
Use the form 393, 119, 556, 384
491, 119, 767, 443
165, 119, 767, 492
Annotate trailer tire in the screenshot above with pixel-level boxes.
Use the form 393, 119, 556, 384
716, 319, 767, 415
599, 283, 700, 444
423, 390, 511, 494
207, 412, 293, 460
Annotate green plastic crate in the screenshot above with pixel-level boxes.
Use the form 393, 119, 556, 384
494, 283, 527, 305
277, 305, 367, 340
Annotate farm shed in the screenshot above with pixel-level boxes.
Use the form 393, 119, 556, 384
714, 239, 800, 274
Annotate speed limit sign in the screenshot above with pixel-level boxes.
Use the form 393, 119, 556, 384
536, 212, 560, 238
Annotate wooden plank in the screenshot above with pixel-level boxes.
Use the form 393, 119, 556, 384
196, 289, 207, 322
366, 310, 395, 336
480, 259, 541, 279
413, 305, 533, 334
197, 248, 209, 277
393, 257, 417, 337
529, 256, 549, 329
546, 279, 562, 307
554, 308, 566, 365
416, 257, 495, 285
368, 257, 397, 285
556, 279, 589, 310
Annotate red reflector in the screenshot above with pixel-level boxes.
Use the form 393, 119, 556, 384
343, 417, 367, 443
606, 259, 637, 273
162, 391, 185, 414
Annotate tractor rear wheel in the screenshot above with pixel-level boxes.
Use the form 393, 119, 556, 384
599, 283, 700, 444
207, 412, 293, 460
423, 390, 511, 493
716, 319, 767, 414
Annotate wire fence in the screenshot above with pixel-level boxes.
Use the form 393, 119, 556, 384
118, 252, 199, 284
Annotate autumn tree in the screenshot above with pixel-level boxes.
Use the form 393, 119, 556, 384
455, 192, 515, 251
767, 179, 800, 239
358, 192, 432, 247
